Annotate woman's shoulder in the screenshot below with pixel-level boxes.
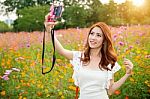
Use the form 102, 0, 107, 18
107, 62, 121, 73
72, 50, 84, 58
70, 51, 83, 71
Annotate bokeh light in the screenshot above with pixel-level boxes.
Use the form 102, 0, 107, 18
132, 0, 145, 7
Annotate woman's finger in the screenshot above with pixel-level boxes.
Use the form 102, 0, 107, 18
124, 61, 130, 65
124, 59, 133, 65
125, 64, 133, 69
124, 62, 132, 66
124, 59, 130, 62
125, 65, 131, 69
45, 13, 50, 22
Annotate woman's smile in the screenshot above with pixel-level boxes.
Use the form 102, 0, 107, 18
90, 40, 97, 45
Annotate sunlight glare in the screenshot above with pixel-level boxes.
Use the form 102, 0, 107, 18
100, 0, 109, 4
132, 0, 145, 7
114, 0, 126, 4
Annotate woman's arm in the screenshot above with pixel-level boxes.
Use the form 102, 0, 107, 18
107, 59, 133, 95
44, 14, 73, 60
107, 74, 131, 95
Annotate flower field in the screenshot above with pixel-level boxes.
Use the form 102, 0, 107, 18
0, 25, 150, 99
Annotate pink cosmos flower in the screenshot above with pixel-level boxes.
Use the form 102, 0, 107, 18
1, 75, 9, 80
129, 46, 133, 49
118, 41, 124, 46
4, 70, 12, 75
113, 34, 117, 38
26, 43, 30, 48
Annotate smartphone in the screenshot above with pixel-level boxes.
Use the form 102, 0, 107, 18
54, 6, 63, 18
47, 4, 63, 22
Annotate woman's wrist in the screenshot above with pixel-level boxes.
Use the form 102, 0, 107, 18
126, 69, 133, 75
125, 71, 133, 77
125, 73, 132, 77
46, 28, 51, 33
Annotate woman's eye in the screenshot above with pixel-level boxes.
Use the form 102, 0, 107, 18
90, 32, 94, 35
97, 34, 101, 37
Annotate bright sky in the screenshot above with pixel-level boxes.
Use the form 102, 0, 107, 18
0, 11, 17, 21
100, 0, 126, 4
0, 0, 145, 21
100, 0, 145, 5
0, 0, 17, 21
132, 0, 145, 7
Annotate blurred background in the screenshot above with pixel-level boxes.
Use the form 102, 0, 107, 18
0, 0, 150, 32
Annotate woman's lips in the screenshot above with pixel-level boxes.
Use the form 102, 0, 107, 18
90, 41, 97, 44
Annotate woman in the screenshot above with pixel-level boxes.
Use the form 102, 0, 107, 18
44, 15, 133, 99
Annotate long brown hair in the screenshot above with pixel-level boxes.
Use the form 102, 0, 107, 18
81, 22, 117, 71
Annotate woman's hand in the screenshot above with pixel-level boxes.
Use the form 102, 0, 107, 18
44, 14, 57, 32
123, 58, 134, 75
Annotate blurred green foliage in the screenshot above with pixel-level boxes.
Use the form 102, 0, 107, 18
0, 21, 12, 32
13, 5, 49, 32
1, 0, 150, 31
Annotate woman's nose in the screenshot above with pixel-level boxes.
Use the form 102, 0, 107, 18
91, 34, 96, 39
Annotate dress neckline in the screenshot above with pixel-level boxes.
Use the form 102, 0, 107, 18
80, 61, 107, 72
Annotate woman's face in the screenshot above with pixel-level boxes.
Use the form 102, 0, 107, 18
88, 26, 104, 49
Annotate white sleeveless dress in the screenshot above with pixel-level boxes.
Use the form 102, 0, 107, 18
70, 51, 121, 99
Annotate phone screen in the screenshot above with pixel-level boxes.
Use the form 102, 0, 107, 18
54, 6, 62, 18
